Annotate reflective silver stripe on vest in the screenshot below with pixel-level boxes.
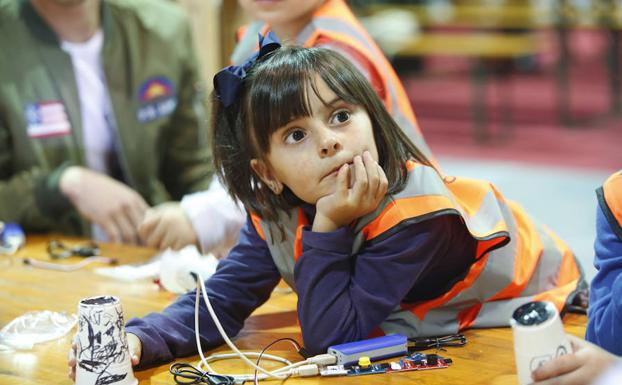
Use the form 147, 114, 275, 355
380, 305, 461, 337
351, 165, 452, 252
257, 210, 299, 289
467, 297, 536, 329
470, 223, 571, 328
231, 21, 265, 66
298, 18, 378, 55
519, 224, 566, 296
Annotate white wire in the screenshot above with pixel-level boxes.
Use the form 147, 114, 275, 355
198, 352, 310, 381
23, 256, 116, 271
192, 273, 306, 381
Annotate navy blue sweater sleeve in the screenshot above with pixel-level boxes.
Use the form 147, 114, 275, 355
125, 218, 280, 368
586, 204, 622, 355
294, 215, 473, 354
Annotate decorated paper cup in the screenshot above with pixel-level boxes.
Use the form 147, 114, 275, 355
75, 296, 137, 385
510, 301, 571, 385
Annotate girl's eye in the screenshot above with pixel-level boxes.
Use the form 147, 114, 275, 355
331, 110, 350, 124
284, 129, 306, 144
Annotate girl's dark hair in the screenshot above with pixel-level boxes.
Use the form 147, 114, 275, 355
211, 46, 432, 224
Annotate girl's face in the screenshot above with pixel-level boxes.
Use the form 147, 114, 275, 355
251, 75, 379, 205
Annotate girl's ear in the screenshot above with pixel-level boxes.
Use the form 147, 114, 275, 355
250, 158, 283, 194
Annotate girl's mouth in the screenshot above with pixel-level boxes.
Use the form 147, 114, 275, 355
325, 162, 353, 179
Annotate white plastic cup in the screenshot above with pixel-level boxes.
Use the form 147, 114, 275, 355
510, 301, 571, 385
74, 295, 138, 385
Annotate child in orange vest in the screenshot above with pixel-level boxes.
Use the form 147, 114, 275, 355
530, 171, 622, 385
86, 38, 583, 372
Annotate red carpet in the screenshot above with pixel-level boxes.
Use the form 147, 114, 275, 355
401, 30, 622, 171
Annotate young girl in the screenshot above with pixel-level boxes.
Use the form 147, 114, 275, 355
90, 39, 584, 371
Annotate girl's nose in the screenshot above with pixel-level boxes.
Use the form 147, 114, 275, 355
318, 133, 342, 157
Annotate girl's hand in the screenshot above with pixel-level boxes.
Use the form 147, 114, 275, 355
313, 151, 388, 232
530, 335, 619, 385
68, 332, 142, 380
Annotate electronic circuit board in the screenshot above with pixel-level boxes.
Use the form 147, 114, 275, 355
319, 353, 452, 377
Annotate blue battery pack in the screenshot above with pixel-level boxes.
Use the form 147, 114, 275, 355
327, 334, 408, 366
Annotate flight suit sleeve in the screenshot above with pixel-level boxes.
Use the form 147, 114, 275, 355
0, 118, 74, 231
158, 21, 213, 200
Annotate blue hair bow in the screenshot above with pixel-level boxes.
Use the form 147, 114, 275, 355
214, 31, 281, 108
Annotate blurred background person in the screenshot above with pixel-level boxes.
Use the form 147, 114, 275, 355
0, 0, 244, 251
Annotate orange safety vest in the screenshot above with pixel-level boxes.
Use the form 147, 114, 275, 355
250, 161, 585, 337
597, 170, 622, 234
232, 0, 435, 163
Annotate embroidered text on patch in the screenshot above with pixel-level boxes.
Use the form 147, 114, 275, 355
136, 76, 177, 123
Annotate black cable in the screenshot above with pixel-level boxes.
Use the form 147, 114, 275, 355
253, 337, 302, 385
169, 362, 236, 385
47, 239, 99, 259
407, 334, 467, 352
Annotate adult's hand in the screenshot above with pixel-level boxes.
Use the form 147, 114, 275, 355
68, 332, 142, 380
59, 166, 148, 244
138, 202, 198, 250
530, 335, 619, 385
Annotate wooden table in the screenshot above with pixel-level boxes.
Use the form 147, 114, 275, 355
0, 235, 587, 385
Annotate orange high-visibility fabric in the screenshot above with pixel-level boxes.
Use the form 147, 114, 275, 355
293, 208, 308, 262
603, 171, 622, 228
250, 212, 266, 241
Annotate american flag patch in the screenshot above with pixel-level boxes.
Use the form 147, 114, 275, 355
24, 101, 71, 138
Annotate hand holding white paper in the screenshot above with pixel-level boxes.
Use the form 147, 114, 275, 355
75, 296, 137, 385
510, 301, 571, 385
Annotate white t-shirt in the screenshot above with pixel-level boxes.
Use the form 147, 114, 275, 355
61, 30, 116, 241
61, 30, 116, 175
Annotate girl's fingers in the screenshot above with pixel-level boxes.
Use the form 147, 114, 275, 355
567, 334, 588, 353
351, 155, 368, 200
376, 164, 388, 200
336, 163, 350, 197
363, 151, 380, 197
531, 353, 582, 382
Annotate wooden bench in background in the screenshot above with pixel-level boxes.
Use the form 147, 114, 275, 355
353, 1, 622, 139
